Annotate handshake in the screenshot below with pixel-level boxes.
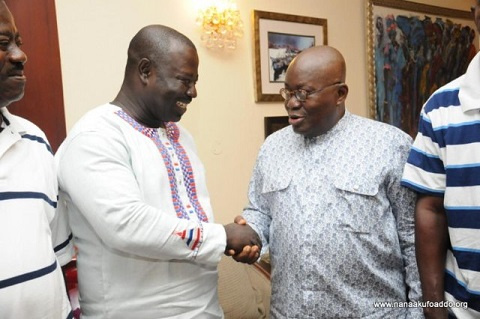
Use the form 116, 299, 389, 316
224, 216, 262, 264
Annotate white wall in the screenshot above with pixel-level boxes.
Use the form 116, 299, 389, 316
55, 0, 475, 224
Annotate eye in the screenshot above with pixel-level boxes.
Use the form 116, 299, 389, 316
178, 77, 196, 88
0, 37, 10, 50
296, 89, 308, 100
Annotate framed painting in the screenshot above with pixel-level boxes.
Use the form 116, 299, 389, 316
264, 116, 289, 138
253, 10, 328, 102
366, 0, 477, 137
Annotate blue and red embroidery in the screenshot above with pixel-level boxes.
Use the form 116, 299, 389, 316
115, 110, 208, 225
174, 226, 204, 251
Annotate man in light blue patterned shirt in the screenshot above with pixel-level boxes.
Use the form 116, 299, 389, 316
240, 46, 423, 318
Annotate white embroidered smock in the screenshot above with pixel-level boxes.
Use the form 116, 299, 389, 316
56, 103, 227, 319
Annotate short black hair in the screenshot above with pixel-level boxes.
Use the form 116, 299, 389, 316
126, 25, 196, 72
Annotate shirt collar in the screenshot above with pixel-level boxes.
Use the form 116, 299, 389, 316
459, 51, 480, 112
0, 107, 27, 135
0, 107, 24, 159
302, 110, 350, 145
0, 116, 5, 132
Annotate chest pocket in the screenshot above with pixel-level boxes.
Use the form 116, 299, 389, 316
333, 176, 381, 234
261, 173, 292, 194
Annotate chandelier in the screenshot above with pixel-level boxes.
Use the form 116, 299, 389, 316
196, 1, 244, 50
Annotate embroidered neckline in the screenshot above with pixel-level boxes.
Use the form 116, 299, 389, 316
115, 110, 208, 222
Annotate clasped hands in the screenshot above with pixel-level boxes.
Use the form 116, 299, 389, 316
224, 215, 262, 264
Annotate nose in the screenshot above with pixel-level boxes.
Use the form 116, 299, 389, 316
10, 44, 27, 65
187, 83, 197, 98
284, 94, 301, 110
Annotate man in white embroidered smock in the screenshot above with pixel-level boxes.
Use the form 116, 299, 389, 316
238, 46, 424, 318
56, 25, 260, 319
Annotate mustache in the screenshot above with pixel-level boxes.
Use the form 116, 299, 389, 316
7, 63, 25, 76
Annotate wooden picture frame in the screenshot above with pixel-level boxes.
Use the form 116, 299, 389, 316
253, 10, 328, 102
366, 0, 476, 137
264, 116, 289, 138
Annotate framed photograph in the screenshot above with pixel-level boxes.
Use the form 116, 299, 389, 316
253, 10, 328, 102
264, 116, 289, 138
366, 0, 477, 137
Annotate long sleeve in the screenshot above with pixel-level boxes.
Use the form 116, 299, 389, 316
50, 196, 75, 266
389, 136, 423, 318
57, 129, 226, 266
242, 147, 272, 255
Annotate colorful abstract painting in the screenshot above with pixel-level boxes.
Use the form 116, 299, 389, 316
367, 0, 477, 137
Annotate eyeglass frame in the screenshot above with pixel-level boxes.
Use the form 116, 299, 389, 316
279, 81, 344, 102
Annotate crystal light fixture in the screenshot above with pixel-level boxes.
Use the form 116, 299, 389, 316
196, 0, 244, 50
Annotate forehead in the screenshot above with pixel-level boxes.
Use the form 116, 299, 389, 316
0, 3, 17, 35
164, 44, 198, 71
285, 56, 325, 87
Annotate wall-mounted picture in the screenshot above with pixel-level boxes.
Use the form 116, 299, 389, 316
267, 32, 315, 82
366, 0, 477, 137
253, 10, 327, 102
264, 116, 290, 139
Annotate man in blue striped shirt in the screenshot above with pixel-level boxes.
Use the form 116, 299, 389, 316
402, 2, 480, 318
0, 1, 74, 318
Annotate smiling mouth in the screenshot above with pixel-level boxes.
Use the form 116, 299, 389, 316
8, 67, 25, 77
8, 73, 26, 81
176, 101, 188, 111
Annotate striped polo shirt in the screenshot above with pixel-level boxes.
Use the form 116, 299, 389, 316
0, 107, 74, 318
402, 52, 480, 318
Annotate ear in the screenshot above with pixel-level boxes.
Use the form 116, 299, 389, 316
138, 58, 152, 85
336, 83, 349, 106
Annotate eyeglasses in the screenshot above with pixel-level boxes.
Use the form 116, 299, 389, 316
279, 82, 343, 102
